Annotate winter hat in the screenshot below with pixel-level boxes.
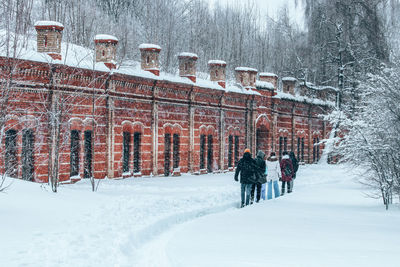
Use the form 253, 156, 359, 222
244, 148, 251, 154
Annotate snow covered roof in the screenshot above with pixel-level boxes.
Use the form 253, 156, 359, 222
282, 77, 297, 82
259, 72, 277, 78
94, 34, 118, 42
34, 21, 64, 29
178, 52, 198, 59
274, 91, 335, 107
139, 43, 161, 51
0, 31, 271, 97
235, 67, 258, 73
208, 60, 226, 66
256, 80, 275, 90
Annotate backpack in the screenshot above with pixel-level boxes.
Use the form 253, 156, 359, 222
284, 163, 292, 177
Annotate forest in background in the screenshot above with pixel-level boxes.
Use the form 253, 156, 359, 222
1, 0, 400, 206
1, 0, 399, 85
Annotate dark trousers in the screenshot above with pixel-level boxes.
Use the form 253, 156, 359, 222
281, 181, 292, 194
251, 183, 262, 203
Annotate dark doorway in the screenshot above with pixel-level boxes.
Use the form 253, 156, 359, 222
133, 132, 141, 173
228, 135, 233, 168
22, 129, 34, 181
123, 132, 131, 173
164, 133, 171, 176
234, 136, 239, 166
256, 126, 268, 155
207, 135, 213, 173
84, 130, 93, 178
173, 134, 180, 169
70, 130, 80, 177
200, 134, 206, 170
5, 129, 18, 178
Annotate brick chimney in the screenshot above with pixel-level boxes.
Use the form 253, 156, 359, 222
178, 52, 198, 83
94, 34, 118, 70
208, 60, 226, 88
34, 21, 64, 60
259, 73, 278, 90
139, 44, 161, 76
282, 77, 297, 95
235, 67, 257, 90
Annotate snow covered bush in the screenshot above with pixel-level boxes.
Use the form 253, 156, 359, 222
333, 63, 400, 209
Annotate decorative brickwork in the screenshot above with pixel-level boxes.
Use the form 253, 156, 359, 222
178, 53, 198, 83
139, 44, 161, 76
235, 67, 257, 89
208, 60, 226, 88
95, 34, 118, 69
0, 24, 335, 184
34, 21, 64, 60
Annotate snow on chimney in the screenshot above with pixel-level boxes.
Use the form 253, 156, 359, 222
235, 67, 258, 89
139, 44, 161, 76
208, 60, 226, 88
282, 77, 297, 95
34, 21, 64, 60
94, 34, 118, 70
259, 73, 278, 90
178, 52, 198, 83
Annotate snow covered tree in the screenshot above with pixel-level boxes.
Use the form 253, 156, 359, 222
335, 63, 400, 209
0, 0, 34, 191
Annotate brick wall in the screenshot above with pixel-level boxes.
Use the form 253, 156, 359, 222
0, 56, 332, 183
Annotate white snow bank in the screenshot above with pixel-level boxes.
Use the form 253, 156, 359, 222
137, 164, 400, 267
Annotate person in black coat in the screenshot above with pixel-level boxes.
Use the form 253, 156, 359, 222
234, 148, 257, 208
289, 151, 299, 191
251, 150, 267, 203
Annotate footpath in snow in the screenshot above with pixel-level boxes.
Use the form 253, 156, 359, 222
1, 163, 400, 267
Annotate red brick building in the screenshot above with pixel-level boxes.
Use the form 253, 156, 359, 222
0, 21, 337, 183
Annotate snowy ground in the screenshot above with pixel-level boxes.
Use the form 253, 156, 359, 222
1, 164, 399, 267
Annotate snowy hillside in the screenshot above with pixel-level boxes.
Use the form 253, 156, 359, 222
1, 164, 399, 267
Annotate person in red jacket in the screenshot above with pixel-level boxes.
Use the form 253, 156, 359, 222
280, 151, 294, 195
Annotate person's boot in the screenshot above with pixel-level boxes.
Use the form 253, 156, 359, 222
281, 189, 285, 196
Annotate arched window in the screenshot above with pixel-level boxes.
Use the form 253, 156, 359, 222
207, 135, 213, 173
234, 136, 239, 166
84, 130, 93, 178
228, 135, 233, 168
173, 133, 180, 169
5, 129, 17, 178
70, 130, 80, 177
133, 132, 141, 173
22, 129, 34, 181
200, 134, 206, 170
123, 132, 131, 173
164, 133, 171, 176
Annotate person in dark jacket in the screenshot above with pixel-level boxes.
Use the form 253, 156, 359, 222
251, 150, 266, 203
289, 151, 299, 191
280, 151, 294, 195
234, 148, 257, 208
